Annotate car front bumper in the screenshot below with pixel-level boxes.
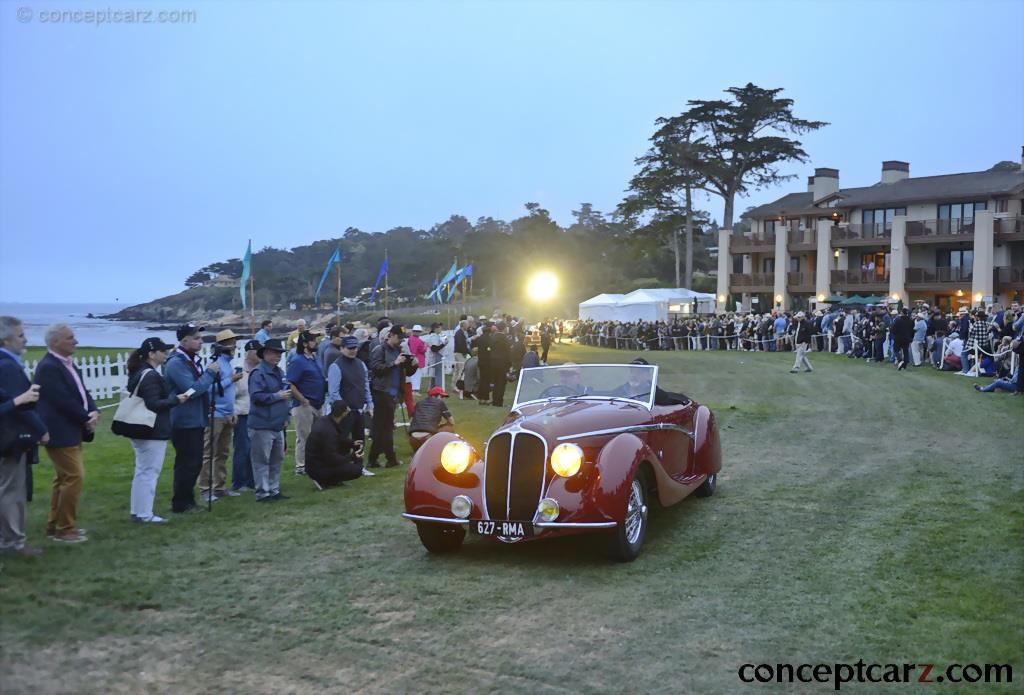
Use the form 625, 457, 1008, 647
401, 512, 616, 529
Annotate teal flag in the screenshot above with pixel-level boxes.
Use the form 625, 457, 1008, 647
430, 262, 459, 302
240, 240, 252, 309
314, 246, 342, 303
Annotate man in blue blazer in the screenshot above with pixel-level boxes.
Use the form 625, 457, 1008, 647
0, 316, 50, 556
34, 323, 98, 543
164, 324, 220, 513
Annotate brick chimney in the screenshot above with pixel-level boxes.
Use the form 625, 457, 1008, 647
881, 160, 910, 184
812, 168, 839, 200
807, 175, 814, 193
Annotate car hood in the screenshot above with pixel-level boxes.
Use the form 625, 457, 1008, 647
500, 398, 652, 444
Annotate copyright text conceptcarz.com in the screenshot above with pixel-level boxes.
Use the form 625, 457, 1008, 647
16, 6, 197, 26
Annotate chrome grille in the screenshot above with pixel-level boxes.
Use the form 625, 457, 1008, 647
483, 430, 547, 521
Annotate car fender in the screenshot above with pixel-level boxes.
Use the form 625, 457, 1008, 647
404, 432, 486, 519
587, 432, 656, 522
692, 405, 722, 478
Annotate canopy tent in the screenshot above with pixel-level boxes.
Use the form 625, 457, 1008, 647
862, 295, 891, 304
578, 288, 716, 322
824, 294, 846, 303
839, 295, 871, 306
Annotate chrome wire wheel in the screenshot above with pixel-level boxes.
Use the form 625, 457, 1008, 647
624, 478, 647, 545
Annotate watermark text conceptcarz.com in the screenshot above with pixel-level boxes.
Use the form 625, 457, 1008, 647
16, 6, 197, 25
738, 660, 1013, 689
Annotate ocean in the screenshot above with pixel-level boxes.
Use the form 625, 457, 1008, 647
0, 302, 173, 348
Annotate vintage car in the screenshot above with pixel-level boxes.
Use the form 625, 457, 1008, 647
402, 362, 721, 561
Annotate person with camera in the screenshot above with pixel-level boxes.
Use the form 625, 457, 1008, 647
248, 339, 291, 501
368, 325, 417, 468
305, 401, 365, 489
0, 316, 49, 556
199, 330, 245, 502
165, 323, 221, 514
229, 339, 261, 493
120, 337, 189, 524
286, 330, 326, 476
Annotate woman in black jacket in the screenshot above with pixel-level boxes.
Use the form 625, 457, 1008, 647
122, 338, 187, 523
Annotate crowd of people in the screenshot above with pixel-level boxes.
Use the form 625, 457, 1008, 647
571, 303, 1023, 391
0, 311, 560, 556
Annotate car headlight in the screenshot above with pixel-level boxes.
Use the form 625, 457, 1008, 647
550, 443, 583, 477
451, 495, 473, 519
536, 497, 559, 522
440, 440, 475, 475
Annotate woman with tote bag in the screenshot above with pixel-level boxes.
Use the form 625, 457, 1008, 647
115, 338, 187, 523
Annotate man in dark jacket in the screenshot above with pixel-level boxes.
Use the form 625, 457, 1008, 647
33, 323, 98, 543
890, 308, 915, 370
488, 324, 512, 407
368, 325, 417, 468
788, 312, 815, 373
452, 320, 470, 397
0, 316, 49, 556
164, 323, 220, 513
248, 339, 291, 501
326, 335, 371, 471
305, 401, 364, 489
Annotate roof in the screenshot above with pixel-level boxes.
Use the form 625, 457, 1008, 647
743, 166, 1024, 220
579, 293, 625, 307
619, 288, 715, 305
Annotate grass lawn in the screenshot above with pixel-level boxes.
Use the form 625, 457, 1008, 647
1, 343, 1021, 693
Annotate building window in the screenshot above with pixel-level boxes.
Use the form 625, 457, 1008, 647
733, 255, 743, 273
862, 207, 907, 230
789, 256, 800, 272
763, 220, 776, 235
937, 202, 985, 220
762, 258, 775, 274
996, 199, 1008, 213
936, 249, 973, 268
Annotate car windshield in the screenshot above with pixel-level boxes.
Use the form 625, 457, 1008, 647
514, 364, 658, 409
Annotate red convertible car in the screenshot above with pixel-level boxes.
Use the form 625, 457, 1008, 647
402, 362, 721, 561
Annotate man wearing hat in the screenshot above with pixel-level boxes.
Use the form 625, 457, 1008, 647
229, 339, 261, 493
165, 323, 221, 513
327, 335, 372, 471
199, 329, 245, 501
407, 386, 454, 452
368, 325, 418, 468
286, 331, 326, 476
248, 339, 292, 501
788, 311, 814, 373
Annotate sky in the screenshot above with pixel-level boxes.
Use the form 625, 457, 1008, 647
1, 0, 1022, 304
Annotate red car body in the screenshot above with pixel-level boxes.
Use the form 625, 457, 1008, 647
403, 364, 721, 560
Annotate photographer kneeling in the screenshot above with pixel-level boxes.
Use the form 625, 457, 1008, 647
305, 401, 364, 489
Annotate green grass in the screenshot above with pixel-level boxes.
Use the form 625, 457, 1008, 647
1, 343, 1021, 693
22, 346, 131, 363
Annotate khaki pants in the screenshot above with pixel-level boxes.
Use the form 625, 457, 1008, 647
453, 353, 467, 390
291, 404, 319, 472
791, 343, 813, 372
0, 453, 27, 550
45, 445, 84, 534
200, 417, 233, 494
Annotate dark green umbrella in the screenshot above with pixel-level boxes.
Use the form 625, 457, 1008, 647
824, 294, 846, 303
840, 295, 870, 305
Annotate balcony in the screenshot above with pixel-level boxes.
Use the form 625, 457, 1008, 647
995, 216, 1024, 242
995, 266, 1024, 289
786, 228, 817, 251
731, 233, 776, 254
786, 272, 815, 290
831, 270, 890, 290
831, 224, 891, 247
729, 273, 774, 291
905, 218, 975, 244
905, 266, 973, 289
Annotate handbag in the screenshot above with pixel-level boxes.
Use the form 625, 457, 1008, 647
111, 369, 157, 437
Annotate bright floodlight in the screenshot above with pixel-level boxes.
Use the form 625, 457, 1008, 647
527, 271, 558, 302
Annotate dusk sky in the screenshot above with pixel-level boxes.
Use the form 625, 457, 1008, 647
1, 0, 1021, 304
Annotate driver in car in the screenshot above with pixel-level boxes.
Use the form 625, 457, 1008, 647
541, 363, 591, 397
612, 364, 653, 400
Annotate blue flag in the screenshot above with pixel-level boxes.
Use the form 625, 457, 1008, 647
369, 257, 389, 303
240, 241, 252, 309
446, 265, 470, 303
429, 262, 459, 302
314, 247, 342, 304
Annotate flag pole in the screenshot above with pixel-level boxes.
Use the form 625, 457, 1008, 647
384, 248, 389, 316
248, 239, 255, 336
336, 245, 341, 322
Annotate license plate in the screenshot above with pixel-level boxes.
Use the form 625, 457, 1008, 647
472, 520, 533, 538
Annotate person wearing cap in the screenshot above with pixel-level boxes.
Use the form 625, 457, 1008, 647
164, 323, 221, 514
368, 325, 418, 468
248, 338, 292, 501
197, 329, 245, 502
788, 311, 814, 373
407, 325, 427, 393
121, 338, 189, 523
286, 331, 326, 476
407, 386, 454, 452
305, 401, 365, 489
229, 339, 261, 493
326, 335, 372, 471
31, 323, 99, 543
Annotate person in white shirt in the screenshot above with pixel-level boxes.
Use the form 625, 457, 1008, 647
230, 340, 261, 492
422, 322, 449, 390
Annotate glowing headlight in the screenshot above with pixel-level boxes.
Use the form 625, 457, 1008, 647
550, 443, 583, 477
536, 497, 559, 522
451, 495, 473, 519
440, 440, 475, 475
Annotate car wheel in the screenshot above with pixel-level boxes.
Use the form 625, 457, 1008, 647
608, 469, 648, 563
695, 472, 717, 498
416, 523, 466, 553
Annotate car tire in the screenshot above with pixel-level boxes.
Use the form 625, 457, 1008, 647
608, 469, 649, 563
695, 472, 717, 498
416, 523, 465, 553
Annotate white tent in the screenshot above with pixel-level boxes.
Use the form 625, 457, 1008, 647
578, 293, 625, 321
578, 288, 716, 322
